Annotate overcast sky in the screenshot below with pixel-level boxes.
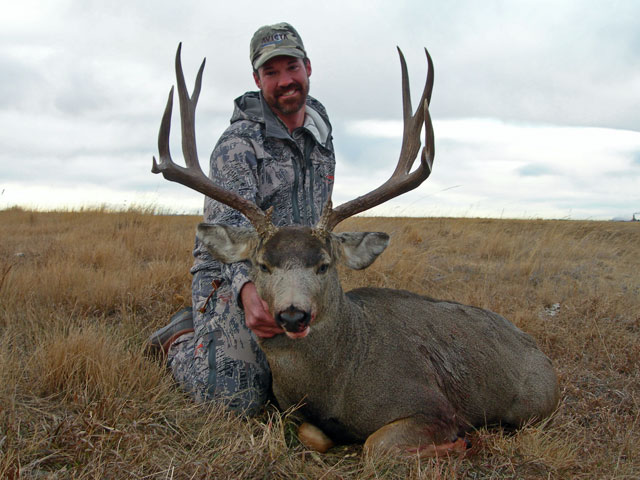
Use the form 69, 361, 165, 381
1, 0, 639, 220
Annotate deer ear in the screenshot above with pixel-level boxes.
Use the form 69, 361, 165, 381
333, 232, 390, 270
196, 224, 259, 263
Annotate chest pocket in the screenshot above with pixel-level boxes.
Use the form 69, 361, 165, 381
254, 136, 335, 226
310, 145, 336, 215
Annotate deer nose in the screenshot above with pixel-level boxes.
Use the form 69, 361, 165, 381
276, 307, 311, 333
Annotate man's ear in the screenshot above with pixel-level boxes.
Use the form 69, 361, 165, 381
332, 232, 389, 270
304, 58, 312, 77
196, 224, 259, 263
253, 71, 261, 89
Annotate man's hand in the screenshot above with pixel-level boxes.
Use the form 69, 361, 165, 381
240, 282, 284, 338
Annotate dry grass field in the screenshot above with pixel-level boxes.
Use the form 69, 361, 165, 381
1, 207, 638, 479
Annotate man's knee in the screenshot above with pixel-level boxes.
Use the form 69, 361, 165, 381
208, 360, 271, 415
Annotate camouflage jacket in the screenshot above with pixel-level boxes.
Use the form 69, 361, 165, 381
191, 91, 336, 301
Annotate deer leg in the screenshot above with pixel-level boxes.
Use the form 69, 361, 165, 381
297, 422, 335, 453
364, 415, 469, 458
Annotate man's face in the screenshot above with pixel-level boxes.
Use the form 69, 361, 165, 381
254, 56, 312, 117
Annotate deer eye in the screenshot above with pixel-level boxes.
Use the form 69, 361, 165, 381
258, 263, 270, 273
316, 263, 329, 274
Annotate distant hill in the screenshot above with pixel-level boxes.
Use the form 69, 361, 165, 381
612, 212, 640, 221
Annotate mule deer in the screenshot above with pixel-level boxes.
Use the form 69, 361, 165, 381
152, 44, 559, 456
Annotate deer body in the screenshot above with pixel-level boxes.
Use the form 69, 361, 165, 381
264, 288, 558, 443
197, 225, 559, 452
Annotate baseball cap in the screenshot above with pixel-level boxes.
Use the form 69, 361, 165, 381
250, 22, 307, 70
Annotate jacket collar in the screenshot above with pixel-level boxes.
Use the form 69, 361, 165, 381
231, 91, 332, 148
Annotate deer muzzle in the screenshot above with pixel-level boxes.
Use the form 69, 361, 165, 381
276, 306, 312, 338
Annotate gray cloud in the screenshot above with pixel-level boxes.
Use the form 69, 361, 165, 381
517, 165, 555, 177
0, 56, 47, 109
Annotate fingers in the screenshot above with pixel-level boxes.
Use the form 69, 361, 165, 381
251, 323, 283, 338
240, 282, 284, 338
260, 297, 270, 312
246, 308, 283, 338
245, 297, 283, 338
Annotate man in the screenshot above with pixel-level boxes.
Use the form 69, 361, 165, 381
148, 23, 335, 415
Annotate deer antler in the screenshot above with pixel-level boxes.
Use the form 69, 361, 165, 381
152, 43, 277, 239
314, 48, 435, 235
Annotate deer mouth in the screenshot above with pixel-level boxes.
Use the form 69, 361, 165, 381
285, 327, 310, 339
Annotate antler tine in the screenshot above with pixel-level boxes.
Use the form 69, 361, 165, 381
315, 47, 435, 235
152, 44, 276, 239
175, 42, 205, 175
394, 47, 434, 177
399, 48, 434, 115
151, 84, 175, 175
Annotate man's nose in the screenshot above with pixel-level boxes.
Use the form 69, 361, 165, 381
277, 71, 294, 87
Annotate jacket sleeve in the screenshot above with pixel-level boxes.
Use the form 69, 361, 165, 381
194, 134, 260, 304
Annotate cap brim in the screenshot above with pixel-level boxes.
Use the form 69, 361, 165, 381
253, 47, 305, 70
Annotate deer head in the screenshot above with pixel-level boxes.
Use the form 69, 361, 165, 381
196, 224, 390, 337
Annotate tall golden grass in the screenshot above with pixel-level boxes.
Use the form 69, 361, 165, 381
1, 207, 638, 478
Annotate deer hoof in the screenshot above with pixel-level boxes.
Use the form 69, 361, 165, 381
298, 422, 334, 453
406, 436, 470, 457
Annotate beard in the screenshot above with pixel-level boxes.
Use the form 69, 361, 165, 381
267, 79, 311, 116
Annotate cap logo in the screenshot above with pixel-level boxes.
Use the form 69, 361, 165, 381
261, 33, 289, 48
